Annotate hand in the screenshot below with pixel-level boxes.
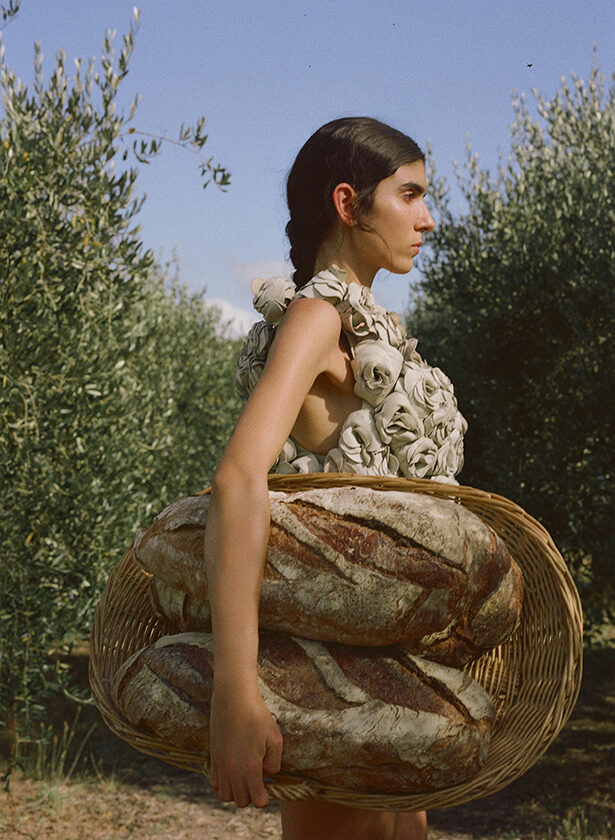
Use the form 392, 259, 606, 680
208, 681, 283, 808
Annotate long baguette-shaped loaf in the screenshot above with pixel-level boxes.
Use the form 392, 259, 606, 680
135, 487, 523, 665
112, 631, 494, 792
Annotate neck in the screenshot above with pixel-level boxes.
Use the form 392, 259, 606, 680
313, 228, 377, 289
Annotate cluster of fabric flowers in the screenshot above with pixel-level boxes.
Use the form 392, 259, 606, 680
236, 267, 467, 483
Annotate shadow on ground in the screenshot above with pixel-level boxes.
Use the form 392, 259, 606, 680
3, 646, 614, 839
430, 648, 615, 837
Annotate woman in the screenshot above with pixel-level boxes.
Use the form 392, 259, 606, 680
205, 117, 448, 840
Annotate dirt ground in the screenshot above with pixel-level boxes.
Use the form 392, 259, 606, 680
1, 648, 613, 840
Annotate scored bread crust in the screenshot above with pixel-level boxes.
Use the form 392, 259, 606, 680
112, 631, 494, 793
136, 487, 523, 666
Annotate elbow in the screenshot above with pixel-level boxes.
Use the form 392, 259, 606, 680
211, 458, 269, 499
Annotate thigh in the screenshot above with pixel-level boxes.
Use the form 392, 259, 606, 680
280, 801, 428, 840
280, 800, 397, 840
396, 810, 428, 840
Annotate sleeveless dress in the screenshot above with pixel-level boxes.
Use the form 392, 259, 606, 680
236, 266, 467, 483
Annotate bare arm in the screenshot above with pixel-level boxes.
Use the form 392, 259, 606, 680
205, 298, 342, 808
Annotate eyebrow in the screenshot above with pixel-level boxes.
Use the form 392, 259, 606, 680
399, 181, 426, 196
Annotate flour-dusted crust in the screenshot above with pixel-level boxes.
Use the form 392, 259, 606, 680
148, 576, 211, 632
135, 487, 523, 667
135, 493, 211, 600
112, 631, 494, 793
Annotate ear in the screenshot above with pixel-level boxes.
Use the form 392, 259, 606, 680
331, 182, 357, 227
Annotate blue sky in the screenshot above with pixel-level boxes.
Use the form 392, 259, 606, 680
4, 0, 614, 332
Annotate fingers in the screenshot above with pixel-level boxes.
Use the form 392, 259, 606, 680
208, 696, 283, 808
209, 755, 237, 805
210, 761, 269, 809
209, 742, 273, 809
209, 757, 233, 803
231, 776, 254, 809
262, 726, 283, 777
209, 751, 280, 808
246, 765, 270, 809
216, 777, 235, 803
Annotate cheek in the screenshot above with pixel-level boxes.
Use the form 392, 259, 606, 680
392, 209, 413, 237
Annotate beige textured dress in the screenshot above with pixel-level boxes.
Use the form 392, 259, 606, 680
236, 266, 467, 482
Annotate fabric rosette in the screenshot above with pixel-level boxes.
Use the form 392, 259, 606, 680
374, 390, 425, 446
351, 340, 404, 407
433, 431, 464, 479
340, 282, 406, 347
371, 307, 407, 349
400, 337, 424, 365
235, 320, 274, 400
398, 361, 458, 421
251, 275, 295, 325
424, 400, 468, 447
421, 381, 467, 478
298, 266, 348, 308
236, 263, 467, 484
393, 435, 439, 479
342, 282, 384, 339
298, 266, 406, 349
324, 406, 399, 476
272, 438, 325, 474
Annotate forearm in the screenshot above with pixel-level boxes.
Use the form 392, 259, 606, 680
205, 463, 270, 687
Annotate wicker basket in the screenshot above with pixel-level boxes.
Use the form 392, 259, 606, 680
89, 474, 583, 811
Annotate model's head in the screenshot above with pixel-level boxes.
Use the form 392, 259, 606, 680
286, 117, 425, 288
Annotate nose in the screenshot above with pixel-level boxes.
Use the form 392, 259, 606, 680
416, 199, 435, 232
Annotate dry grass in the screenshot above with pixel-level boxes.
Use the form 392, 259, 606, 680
1, 775, 282, 840
1, 647, 613, 840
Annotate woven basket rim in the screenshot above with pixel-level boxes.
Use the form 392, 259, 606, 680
89, 474, 583, 811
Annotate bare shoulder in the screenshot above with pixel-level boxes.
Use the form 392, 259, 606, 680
261, 295, 344, 390
217, 297, 343, 474
272, 296, 342, 351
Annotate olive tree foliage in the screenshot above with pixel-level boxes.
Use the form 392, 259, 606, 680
1, 0, 20, 29
0, 18, 241, 747
409, 64, 614, 616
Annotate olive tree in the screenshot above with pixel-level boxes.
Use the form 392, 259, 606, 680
409, 63, 614, 618
0, 16, 240, 758
1, 1, 21, 29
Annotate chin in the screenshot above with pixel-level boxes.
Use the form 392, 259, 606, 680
388, 259, 414, 275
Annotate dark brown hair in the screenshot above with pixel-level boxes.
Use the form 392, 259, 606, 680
286, 117, 424, 288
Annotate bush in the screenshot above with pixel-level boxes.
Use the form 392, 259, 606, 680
409, 62, 615, 615
0, 18, 241, 753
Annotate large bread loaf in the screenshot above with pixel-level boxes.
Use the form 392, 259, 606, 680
111, 631, 494, 793
135, 487, 523, 666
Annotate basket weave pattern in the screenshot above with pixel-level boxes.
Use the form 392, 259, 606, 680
89, 474, 583, 811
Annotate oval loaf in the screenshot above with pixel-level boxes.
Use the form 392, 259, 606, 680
135, 486, 523, 666
111, 631, 494, 793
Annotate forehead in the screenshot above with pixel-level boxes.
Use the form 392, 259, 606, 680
387, 160, 427, 188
